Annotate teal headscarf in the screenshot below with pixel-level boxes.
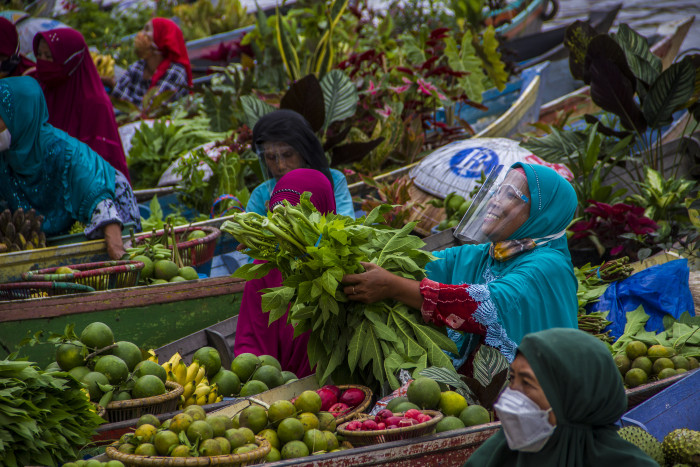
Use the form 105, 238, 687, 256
0, 77, 115, 235
426, 163, 578, 362
465, 328, 658, 467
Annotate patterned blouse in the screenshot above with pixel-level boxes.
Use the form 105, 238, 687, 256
112, 60, 188, 107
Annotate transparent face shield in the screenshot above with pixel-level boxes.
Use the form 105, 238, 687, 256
254, 141, 305, 185
454, 165, 530, 244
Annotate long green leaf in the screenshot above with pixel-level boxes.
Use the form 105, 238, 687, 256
472, 345, 509, 387
240, 95, 276, 130
642, 57, 696, 128
614, 23, 662, 86
390, 312, 426, 358
320, 69, 358, 131
365, 310, 400, 343
383, 352, 404, 389
347, 320, 369, 371
261, 286, 295, 323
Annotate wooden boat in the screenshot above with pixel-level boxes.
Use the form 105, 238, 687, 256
490, 0, 553, 40
538, 16, 694, 127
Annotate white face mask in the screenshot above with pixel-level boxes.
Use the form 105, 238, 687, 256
494, 386, 556, 452
0, 128, 10, 152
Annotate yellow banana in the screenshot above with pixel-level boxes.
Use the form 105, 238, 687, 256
216, 395, 223, 402
167, 370, 177, 383
194, 385, 211, 398
168, 352, 182, 366
196, 395, 207, 406
182, 381, 196, 400
185, 396, 196, 407
175, 361, 188, 386
146, 349, 158, 363
207, 389, 217, 404
186, 362, 200, 384
162, 362, 172, 376
194, 367, 206, 386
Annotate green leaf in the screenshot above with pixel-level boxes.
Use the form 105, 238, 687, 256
233, 261, 275, 280
614, 23, 662, 86
419, 366, 475, 400
444, 32, 486, 103
472, 345, 509, 388
383, 352, 404, 389
390, 312, 425, 358
320, 69, 358, 131
364, 310, 399, 343
320, 339, 346, 384
481, 26, 508, 91
348, 320, 369, 371
261, 286, 294, 323
240, 95, 277, 129
642, 57, 696, 129
393, 307, 456, 369
611, 306, 652, 355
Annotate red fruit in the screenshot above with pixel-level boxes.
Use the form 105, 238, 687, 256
377, 409, 394, 420
377, 422, 386, 430
385, 416, 403, 427
339, 388, 365, 407
417, 414, 432, 423
362, 420, 378, 431
404, 409, 422, 420
316, 387, 338, 411
346, 420, 361, 431
329, 402, 350, 417
398, 418, 417, 428
321, 384, 341, 398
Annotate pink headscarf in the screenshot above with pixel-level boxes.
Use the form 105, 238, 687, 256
0, 18, 35, 76
33, 28, 130, 182
234, 169, 336, 377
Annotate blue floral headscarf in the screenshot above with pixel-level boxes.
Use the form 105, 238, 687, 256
0, 76, 115, 235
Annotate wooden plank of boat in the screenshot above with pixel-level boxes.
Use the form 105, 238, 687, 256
0, 276, 245, 368
491, 0, 550, 40
538, 17, 694, 126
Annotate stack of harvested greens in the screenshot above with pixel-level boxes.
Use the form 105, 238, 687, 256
576, 257, 635, 343
0, 360, 104, 467
221, 196, 458, 390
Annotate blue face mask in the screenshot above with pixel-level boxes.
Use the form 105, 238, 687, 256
494, 386, 556, 452
0, 128, 11, 152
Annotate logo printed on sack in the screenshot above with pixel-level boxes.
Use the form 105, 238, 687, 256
449, 147, 499, 178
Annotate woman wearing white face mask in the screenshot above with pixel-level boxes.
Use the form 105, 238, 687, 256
465, 328, 659, 466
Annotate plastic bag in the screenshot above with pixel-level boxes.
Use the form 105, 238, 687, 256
587, 259, 695, 339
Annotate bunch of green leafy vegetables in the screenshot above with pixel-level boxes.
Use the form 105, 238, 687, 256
0, 360, 104, 467
140, 195, 191, 232
221, 195, 458, 390
611, 307, 700, 359
127, 117, 229, 189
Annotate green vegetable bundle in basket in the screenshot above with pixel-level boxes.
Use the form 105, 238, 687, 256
0, 281, 95, 300
130, 226, 220, 267
104, 381, 183, 423
337, 410, 443, 447
105, 436, 270, 466
21, 260, 144, 291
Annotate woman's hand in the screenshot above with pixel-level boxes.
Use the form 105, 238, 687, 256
342, 262, 401, 304
103, 223, 126, 260
343, 262, 425, 309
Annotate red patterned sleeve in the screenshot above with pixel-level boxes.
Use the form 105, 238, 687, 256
419, 278, 487, 335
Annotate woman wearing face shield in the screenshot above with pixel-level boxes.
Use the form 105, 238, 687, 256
246, 110, 355, 218
465, 327, 659, 465
111, 18, 191, 108
342, 163, 579, 368
0, 18, 35, 79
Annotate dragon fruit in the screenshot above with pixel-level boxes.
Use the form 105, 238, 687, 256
339, 387, 365, 407
316, 387, 338, 411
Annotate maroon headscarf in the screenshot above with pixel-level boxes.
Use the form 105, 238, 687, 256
234, 169, 336, 377
33, 28, 130, 182
0, 17, 35, 77
151, 18, 192, 89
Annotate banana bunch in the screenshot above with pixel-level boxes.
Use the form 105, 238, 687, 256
146, 349, 158, 363
90, 51, 115, 79
0, 208, 46, 254
162, 353, 222, 408
125, 242, 172, 262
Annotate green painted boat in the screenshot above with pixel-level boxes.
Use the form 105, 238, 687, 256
0, 276, 245, 368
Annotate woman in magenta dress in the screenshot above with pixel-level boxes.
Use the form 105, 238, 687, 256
234, 168, 336, 377
0, 18, 35, 78
33, 27, 130, 182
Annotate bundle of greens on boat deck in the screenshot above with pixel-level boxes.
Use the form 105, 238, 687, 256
221, 195, 457, 389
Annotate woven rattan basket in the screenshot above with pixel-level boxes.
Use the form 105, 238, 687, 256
335, 384, 373, 424
105, 436, 270, 466
337, 410, 443, 447
21, 260, 144, 291
131, 226, 220, 267
625, 371, 689, 410
104, 381, 183, 423
0, 281, 95, 300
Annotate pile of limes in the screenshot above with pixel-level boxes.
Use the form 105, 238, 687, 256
433, 192, 471, 231
53, 321, 166, 405
234, 390, 345, 460
229, 352, 298, 397
615, 341, 699, 388
384, 377, 491, 433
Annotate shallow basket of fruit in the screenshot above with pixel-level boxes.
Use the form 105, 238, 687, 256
0, 281, 95, 300
131, 226, 221, 267
327, 385, 373, 424
21, 260, 145, 291
337, 409, 443, 447
105, 381, 184, 423
105, 436, 270, 466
